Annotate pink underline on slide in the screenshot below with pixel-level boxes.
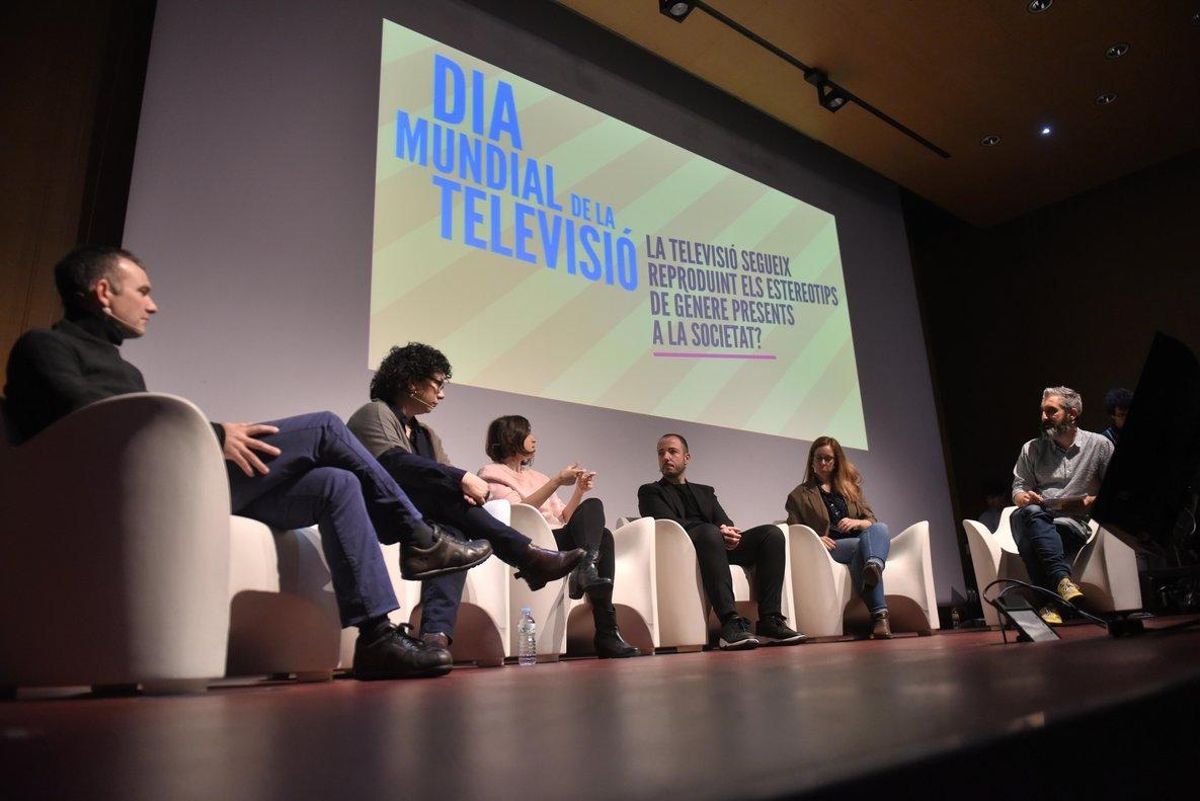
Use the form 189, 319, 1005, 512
653, 351, 776, 360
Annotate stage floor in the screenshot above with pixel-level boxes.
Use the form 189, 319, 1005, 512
3, 620, 1199, 801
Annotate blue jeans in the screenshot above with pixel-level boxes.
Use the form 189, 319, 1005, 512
1010, 504, 1087, 591
227, 411, 424, 627
829, 522, 891, 614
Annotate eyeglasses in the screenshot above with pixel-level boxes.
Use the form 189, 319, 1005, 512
427, 376, 447, 390
814, 455, 836, 464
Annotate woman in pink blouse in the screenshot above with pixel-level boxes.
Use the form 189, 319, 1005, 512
479, 415, 639, 658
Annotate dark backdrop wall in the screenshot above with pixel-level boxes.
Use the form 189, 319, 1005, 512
0, 1, 154, 388
906, 147, 1200, 595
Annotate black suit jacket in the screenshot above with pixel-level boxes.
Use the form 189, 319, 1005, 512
637, 477, 734, 529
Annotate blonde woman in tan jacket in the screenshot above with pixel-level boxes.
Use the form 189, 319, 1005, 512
785, 436, 893, 638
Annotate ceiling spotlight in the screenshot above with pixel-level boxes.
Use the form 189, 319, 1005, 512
1095, 91, 1118, 105
1040, 125, 1053, 136
980, 134, 1001, 147
1105, 42, 1130, 60
804, 70, 850, 113
659, 1, 695, 22
1027, 0, 1053, 13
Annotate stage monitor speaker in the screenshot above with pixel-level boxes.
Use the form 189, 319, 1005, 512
992, 595, 1060, 643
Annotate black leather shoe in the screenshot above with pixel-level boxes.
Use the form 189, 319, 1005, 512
400, 524, 493, 580
594, 627, 640, 658
353, 623, 453, 680
567, 546, 612, 600
514, 545, 586, 591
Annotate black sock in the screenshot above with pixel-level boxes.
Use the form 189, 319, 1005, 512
410, 521, 435, 548
358, 615, 393, 640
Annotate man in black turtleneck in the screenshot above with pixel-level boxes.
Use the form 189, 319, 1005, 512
4, 244, 493, 680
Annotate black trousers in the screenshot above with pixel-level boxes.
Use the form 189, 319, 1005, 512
552, 497, 618, 632
685, 522, 785, 622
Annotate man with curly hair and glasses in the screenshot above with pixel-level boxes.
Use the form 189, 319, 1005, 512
348, 342, 584, 656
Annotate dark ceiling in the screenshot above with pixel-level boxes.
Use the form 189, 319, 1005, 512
556, 0, 1200, 226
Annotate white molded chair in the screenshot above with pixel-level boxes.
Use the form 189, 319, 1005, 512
336, 500, 514, 668
507, 502, 569, 660
788, 522, 939, 637
651, 520, 796, 649
964, 505, 1142, 627
0, 393, 231, 692
559, 515, 657, 655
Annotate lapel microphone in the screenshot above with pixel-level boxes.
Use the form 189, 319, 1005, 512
408, 392, 436, 411
103, 306, 142, 336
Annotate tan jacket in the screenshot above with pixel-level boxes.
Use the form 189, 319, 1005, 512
785, 481, 875, 536
345, 399, 451, 464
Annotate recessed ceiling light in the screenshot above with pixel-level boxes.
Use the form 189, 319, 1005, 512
980, 134, 1001, 146
1105, 42, 1130, 60
1027, 0, 1053, 13
1040, 125, 1053, 136
1096, 92, 1118, 105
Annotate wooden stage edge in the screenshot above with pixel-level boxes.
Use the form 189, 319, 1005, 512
2, 617, 1199, 801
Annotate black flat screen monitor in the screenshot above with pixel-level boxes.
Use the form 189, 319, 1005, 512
1093, 332, 1200, 557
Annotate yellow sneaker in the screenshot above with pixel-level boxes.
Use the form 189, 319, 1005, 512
1056, 577, 1084, 605
1038, 606, 1063, 626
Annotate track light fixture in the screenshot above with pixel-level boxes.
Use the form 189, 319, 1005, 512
651, 1, 949, 158
804, 70, 849, 113
659, 1, 695, 22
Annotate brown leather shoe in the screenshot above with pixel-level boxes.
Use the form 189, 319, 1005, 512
870, 609, 893, 640
421, 632, 451, 650
400, 524, 493, 580
514, 545, 586, 590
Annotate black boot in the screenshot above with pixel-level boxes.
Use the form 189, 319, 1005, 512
567, 545, 612, 600
594, 627, 640, 658
589, 585, 638, 657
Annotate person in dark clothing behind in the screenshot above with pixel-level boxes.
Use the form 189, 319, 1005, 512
1102, 387, 1133, 445
346, 343, 586, 657
637, 433, 806, 650
4, 245, 493, 680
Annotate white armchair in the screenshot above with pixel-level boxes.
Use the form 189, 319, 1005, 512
227, 520, 343, 681
963, 506, 1142, 627
788, 522, 939, 637
0, 393, 231, 692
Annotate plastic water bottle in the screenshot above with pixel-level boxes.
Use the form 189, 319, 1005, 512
517, 607, 537, 666
951, 607, 962, 629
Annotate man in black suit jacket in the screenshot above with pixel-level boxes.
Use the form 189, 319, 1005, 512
638, 433, 805, 649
